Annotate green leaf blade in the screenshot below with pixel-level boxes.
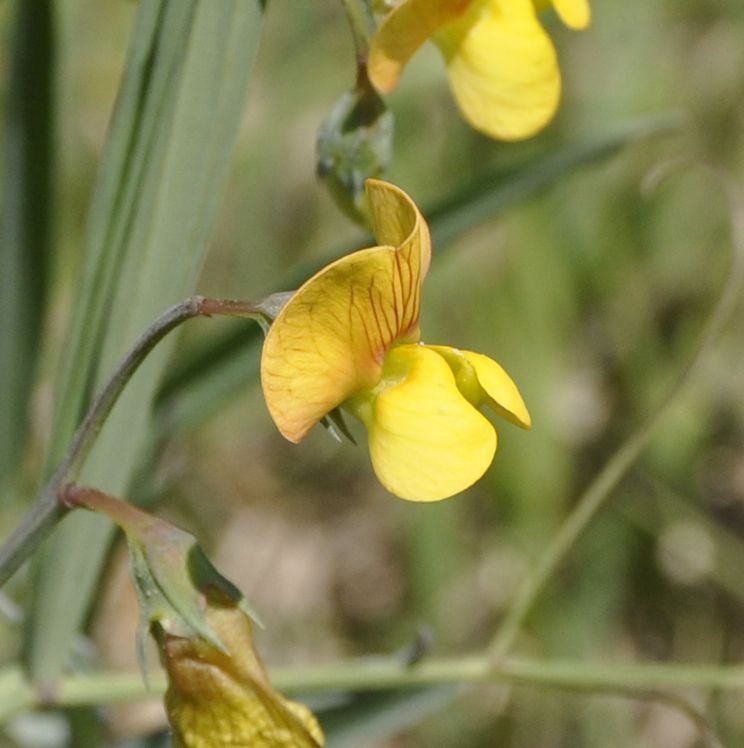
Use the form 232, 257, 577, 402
0, 0, 55, 484
27, 0, 266, 685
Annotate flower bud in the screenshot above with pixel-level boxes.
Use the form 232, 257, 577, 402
68, 487, 324, 746
317, 76, 394, 225
155, 589, 324, 747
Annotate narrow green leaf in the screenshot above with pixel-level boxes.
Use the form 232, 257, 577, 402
424, 114, 681, 250
0, 0, 55, 485
155, 115, 681, 432
26, 0, 265, 683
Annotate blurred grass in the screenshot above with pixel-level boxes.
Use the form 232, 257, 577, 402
2, 0, 744, 747
0, 0, 54, 491
18, 0, 266, 698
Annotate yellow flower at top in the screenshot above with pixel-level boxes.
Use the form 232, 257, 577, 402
261, 180, 530, 502
367, 0, 591, 141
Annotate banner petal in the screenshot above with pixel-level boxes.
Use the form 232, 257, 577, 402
262, 181, 431, 442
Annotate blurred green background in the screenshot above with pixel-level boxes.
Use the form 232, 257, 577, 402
2, 0, 744, 746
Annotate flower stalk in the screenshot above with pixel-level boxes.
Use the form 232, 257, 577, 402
340, 0, 376, 62
0, 296, 274, 587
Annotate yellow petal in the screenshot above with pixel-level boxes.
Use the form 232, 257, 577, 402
434, 0, 561, 140
427, 345, 531, 429
364, 344, 496, 501
368, 0, 472, 95
162, 604, 324, 747
551, 0, 590, 29
365, 178, 431, 281
461, 350, 532, 429
261, 181, 430, 442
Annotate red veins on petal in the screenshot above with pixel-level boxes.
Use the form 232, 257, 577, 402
261, 180, 431, 443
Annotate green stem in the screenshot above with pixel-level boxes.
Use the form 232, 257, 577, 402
340, 0, 376, 62
1, 657, 738, 738
277, 658, 744, 694
490, 176, 744, 659
0, 296, 266, 587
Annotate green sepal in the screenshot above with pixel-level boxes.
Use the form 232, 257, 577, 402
130, 522, 232, 652
321, 408, 357, 445
250, 290, 296, 334
75, 490, 261, 661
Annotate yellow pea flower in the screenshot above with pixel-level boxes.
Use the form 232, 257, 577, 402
261, 180, 530, 502
367, 0, 590, 140
158, 592, 324, 748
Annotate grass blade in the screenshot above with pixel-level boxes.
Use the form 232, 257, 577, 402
26, 0, 265, 684
0, 0, 55, 485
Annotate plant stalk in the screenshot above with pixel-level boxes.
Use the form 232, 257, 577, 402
0, 656, 738, 746
340, 0, 376, 62
0, 296, 266, 587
